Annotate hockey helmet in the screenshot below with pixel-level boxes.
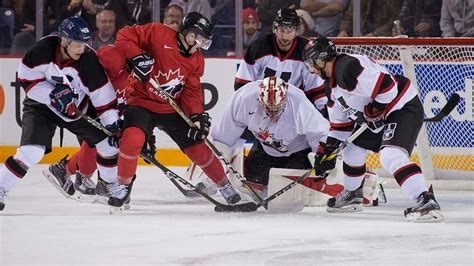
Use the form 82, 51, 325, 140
303, 36, 337, 66
258, 76, 289, 121
273, 8, 300, 29
58, 16, 91, 43
180, 12, 213, 50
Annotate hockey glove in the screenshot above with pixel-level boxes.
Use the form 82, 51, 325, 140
314, 137, 342, 177
187, 112, 211, 141
129, 53, 155, 82
49, 83, 78, 118
105, 119, 123, 148
363, 102, 385, 131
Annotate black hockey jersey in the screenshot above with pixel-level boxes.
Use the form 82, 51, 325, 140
17, 35, 118, 125
234, 34, 327, 110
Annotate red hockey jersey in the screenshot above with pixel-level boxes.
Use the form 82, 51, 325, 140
115, 23, 205, 115
97, 44, 128, 103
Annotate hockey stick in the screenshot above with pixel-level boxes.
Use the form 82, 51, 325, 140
75, 108, 258, 212
253, 123, 369, 210
424, 93, 460, 122
149, 78, 267, 208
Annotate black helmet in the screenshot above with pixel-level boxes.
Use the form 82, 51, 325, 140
303, 36, 337, 62
180, 12, 213, 40
273, 8, 300, 28
58, 16, 91, 43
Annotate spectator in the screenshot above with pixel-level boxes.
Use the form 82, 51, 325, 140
300, 0, 349, 37
163, 4, 183, 31
168, 0, 213, 20
242, 7, 261, 51
91, 9, 116, 50
126, 0, 151, 25
296, 9, 317, 37
10, 0, 57, 55
255, 0, 299, 36
338, 0, 403, 37
399, 0, 442, 37
56, 0, 100, 31
440, 0, 474, 37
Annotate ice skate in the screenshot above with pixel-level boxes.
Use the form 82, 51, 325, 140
218, 181, 241, 205
0, 187, 6, 211
108, 176, 135, 214
95, 175, 130, 210
73, 172, 96, 202
404, 191, 444, 222
195, 177, 218, 196
326, 186, 363, 213
42, 155, 76, 199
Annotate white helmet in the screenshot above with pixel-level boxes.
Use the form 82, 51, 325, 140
258, 76, 289, 121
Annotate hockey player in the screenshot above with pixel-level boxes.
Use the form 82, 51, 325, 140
304, 36, 443, 222
47, 44, 130, 201
0, 17, 121, 211
212, 76, 330, 196
235, 8, 327, 112
111, 12, 242, 208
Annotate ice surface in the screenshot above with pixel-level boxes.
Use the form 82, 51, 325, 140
1, 165, 473, 265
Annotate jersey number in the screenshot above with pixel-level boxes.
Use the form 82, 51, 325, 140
264, 67, 291, 82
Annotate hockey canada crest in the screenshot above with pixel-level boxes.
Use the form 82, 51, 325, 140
255, 127, 288, 153
152, 68, 185, 98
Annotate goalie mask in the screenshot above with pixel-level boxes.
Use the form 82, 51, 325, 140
258, 76, 289, 122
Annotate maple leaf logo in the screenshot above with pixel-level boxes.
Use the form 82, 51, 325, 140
153, 68, 185, 97
256, 128, 270, 141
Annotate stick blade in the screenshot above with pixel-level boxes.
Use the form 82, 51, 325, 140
214, 202, 259, 212
424, 93, 460, 122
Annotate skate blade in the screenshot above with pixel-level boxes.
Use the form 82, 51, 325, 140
95, 195, 131, 210
326, 204, 363, 213
42, 169, 75, 199
405, 210, 445, 223
109, 205, 127, 214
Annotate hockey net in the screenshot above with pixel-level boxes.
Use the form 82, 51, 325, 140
331, 38, 473, 182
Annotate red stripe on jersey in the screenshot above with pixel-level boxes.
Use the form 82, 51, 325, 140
235, 77, 251, 85
371, 73, 395, 99
18, 77, 46, 93
330, 121, 354, 132
305, 85, 325, 102
385, 79, 411, 114
95, 99, 117, 116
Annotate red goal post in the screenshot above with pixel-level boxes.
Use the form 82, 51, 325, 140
328, 37, 473, 184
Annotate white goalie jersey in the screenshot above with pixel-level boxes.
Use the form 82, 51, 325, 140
212, 80, 329, 157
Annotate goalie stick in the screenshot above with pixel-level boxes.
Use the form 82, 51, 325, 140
75, 108, 258, 212
149, 78, 267, 208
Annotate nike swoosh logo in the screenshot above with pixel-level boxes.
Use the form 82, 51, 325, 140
164, 44, 173, 49
249, 112, 255, 115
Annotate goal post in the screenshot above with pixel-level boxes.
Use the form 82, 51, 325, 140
330, 37, 473, 182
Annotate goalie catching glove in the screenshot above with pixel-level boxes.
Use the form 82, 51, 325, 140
187, 112, 211, 141
313, 137, 342, 177
49, 83, 78, 118
129, 53, 154, 82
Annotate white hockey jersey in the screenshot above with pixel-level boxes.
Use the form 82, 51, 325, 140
17, 35, 118, 126
234, 34, 327, 110
327, 54, 418, 141
212, 80, 329, 157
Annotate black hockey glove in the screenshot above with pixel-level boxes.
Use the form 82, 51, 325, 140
49, 83, 78, 118
129, 53, 155, 82
187, 112, 211, 141
363, 102, 385, 131
105, 119, 123, 148
314, 137, 342, 177
142, 134, 157, 164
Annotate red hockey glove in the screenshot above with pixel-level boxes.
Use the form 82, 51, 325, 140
187, 112, 212, 141
49, 83, 78, 118
363, 103, 385, 131
129, 53, 154, 82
